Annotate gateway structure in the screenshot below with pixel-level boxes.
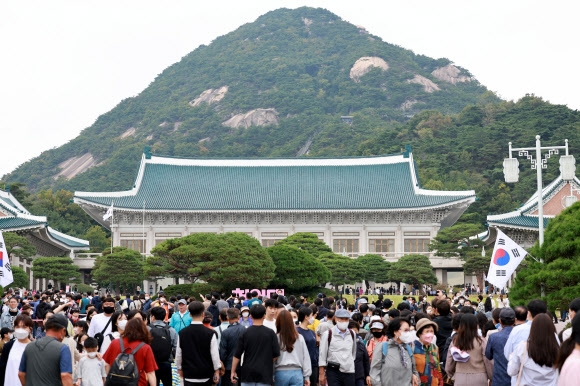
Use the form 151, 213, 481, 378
0, 187, 90, 289
75, 147, 476, 285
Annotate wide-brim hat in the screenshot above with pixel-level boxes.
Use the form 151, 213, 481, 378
415, 318, 438, 334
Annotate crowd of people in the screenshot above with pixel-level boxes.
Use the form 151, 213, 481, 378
0, 288, 578, 386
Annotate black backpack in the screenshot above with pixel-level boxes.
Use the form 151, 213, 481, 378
105, 338, 145, 386
150, 325, 173, 364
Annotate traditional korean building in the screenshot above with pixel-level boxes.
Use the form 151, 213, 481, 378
0, 187, 90, 288
486, 174, 580, 248
74, 147, 476, 286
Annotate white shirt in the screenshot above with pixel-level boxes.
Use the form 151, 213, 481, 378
263, 318, 277, 332
87, 313, 113, 339
175, 321, 221, 383
99, 331, 120, 355
507, 341, 558, 386
6, 340, 29, 385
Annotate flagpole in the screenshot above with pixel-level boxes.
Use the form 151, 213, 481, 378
110, 201, 114, 254
142, 200, 145, 261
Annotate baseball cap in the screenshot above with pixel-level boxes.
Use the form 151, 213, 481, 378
177, 299, 187, 305
47, 314, 69, 330
358, 298, 368, 304
335, 309, 350, 318
370, 322, 385, 330
499, 307, 516, 319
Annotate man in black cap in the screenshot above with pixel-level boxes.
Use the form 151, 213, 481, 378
485, 307, 516, 386
18, 313, 73, 386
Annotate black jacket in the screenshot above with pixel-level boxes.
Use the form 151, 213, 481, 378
354, 336, 370, 380
219, 323, 246, 369
433, 314, 453, 353
0, 340, 15, 385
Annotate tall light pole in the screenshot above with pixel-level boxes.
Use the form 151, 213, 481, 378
503, 136, 576, 298
503, 136, 575, 246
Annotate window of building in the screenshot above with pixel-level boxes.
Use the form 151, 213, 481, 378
261, 239, 282, 247
261, 232, 288, 238
368, 232, 395, 236
332, 232, 360, 236
333, 239, 359, 254
404, 239, 430, 253
120, 239, 146, 253
403, 231, 430, 236
155, 232, 182, 237
369, 239, 395, 253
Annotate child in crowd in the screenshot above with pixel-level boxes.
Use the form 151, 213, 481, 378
75, 337, 106, 386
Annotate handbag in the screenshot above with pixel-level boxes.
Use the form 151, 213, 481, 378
515, 343, 528, 386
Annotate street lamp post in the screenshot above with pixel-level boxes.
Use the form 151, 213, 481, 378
503, 136, 576, 298
503, 136, 575, 247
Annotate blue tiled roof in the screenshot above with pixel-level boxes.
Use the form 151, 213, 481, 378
0, 217, 45, 230
47, 228, 89, 248
489, 215, 549, 229
76, 157, 475, 211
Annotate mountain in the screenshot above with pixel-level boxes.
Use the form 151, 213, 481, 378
4, 7, 495, 192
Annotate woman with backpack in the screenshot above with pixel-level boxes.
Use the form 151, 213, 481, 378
445, 314, 492, 386
274, 310, 312, 386
102, 318, 158, 386
370, 317, 419, 385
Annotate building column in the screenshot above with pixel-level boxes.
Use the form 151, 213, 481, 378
360, 225, 368, 255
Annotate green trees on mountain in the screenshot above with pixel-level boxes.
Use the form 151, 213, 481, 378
510, 202, 580, 311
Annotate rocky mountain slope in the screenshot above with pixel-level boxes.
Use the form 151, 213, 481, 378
4, 7, 494, 192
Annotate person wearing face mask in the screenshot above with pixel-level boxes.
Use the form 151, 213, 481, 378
142, 294, 152, 312
412, 319, 443, 386
239, 306, 253, 327
1, 297, 21, 330
366, 320, 387, 361
87, 297, 116, 349
0, 314, 33, 384
74, 337, 106, 385
170, 299, 193, 334
99, 311, 127, 355
151, 294, 173, 323
370, 317, 419, 386
18, 313, 74, 385
297, 307, 319, 386
319, 308, 357, 386
74, 320, 89, 337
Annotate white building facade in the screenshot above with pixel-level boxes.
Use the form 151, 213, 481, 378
75, 147, 476, 287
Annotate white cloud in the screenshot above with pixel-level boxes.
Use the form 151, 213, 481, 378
1, 0, 578, 177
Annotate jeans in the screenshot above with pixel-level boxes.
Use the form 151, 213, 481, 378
274, 369, 303, 386
156, 361, 173, 386
326, 367, 356, 386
